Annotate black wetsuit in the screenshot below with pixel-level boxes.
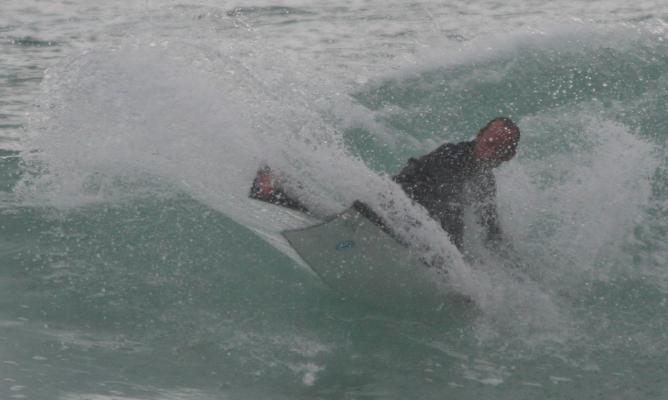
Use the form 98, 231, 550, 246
393, 141, 502, 250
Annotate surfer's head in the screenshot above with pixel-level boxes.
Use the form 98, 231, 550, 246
473, 117, 520, 168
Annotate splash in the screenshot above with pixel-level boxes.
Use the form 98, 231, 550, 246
15, 18, 666, 353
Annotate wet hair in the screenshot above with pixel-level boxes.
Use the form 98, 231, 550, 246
478, 117, 520, 139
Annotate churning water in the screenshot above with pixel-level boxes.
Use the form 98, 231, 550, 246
2, 1, 668, 399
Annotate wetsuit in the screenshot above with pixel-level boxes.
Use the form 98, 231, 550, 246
393, 141, 502, 250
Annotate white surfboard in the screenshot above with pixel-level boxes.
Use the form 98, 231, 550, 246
282, 203, 447, 308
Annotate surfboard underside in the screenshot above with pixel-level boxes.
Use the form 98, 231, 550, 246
282, 206, 445, 307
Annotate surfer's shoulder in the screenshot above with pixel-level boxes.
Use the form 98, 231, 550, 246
429, 140, 474, 166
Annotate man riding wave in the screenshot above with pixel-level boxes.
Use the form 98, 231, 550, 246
250, 117, 520, 252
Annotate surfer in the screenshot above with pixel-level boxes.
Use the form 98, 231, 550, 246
250, 117, 520, 251
392, 117, 519, 250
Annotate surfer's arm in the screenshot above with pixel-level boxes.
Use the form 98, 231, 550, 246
473, 172, 504, 246
478, 201, 503, 244
440, 203, 465, 251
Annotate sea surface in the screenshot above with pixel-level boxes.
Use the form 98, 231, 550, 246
2, 1, 668, 399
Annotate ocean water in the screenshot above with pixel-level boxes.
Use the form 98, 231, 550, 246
2, 1, 668, 399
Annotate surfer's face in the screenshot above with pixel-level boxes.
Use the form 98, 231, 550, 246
473, 120, 520, 168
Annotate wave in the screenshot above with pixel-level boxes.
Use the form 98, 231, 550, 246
8, 17, 668, 368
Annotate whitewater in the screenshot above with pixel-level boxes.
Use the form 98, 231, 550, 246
1, 0, 668, 399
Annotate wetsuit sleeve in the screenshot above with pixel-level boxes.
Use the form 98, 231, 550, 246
439, 202, 465, 251
472, 171, 503, 243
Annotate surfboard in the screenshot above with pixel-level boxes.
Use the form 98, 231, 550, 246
282, 202, 446, 308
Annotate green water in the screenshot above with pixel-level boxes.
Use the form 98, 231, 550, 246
2, 1, 668, 399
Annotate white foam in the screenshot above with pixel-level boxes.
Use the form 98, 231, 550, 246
288, 362, 325, 386
376, 18, 668, 83
17, 36, 478, 300
499, 113, 658, 286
